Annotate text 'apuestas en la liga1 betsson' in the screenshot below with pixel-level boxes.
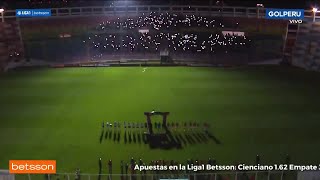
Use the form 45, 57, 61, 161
135, 164, 242, 172
134, 164, 320, 172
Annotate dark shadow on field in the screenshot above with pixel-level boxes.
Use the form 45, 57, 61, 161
133, 132, 137, 143
174, 133, 182, 148
147, 127, 182, 149
206, 131, 222, 145
113, 131, 117, 142
192, 132, 208, 143
137, 132, 141, 144
99, 130, 104, 144
105, 130, 109, 139
192, 132, 202, 143
198, 132, 209, 143
185, 133, 195, 144
129, 131, 132, 143
177, 133, 187, 145
124, 131, 127, 143
117, 131, 121, 142
174, 134, 181, 145
142, 133, 148, 144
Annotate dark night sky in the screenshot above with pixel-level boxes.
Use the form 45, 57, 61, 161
221, 0, 316, 8
0, 0, 319, 9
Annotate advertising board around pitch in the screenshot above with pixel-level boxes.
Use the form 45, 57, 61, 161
160, 179, 188, 180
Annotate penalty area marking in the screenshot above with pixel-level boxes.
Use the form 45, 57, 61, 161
142, 68, 147, 72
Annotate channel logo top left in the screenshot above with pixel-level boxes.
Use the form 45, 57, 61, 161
9, 160, 56, 174
16, 9, 51, 17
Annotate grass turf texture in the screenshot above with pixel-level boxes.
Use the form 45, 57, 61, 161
1, 66, 320, 175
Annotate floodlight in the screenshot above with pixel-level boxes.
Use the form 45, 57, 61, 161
312, 7, 318, 13
0, 8, 4, 22
256, 4, 264, 7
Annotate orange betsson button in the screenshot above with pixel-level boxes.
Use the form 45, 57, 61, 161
9, 160, 56, 174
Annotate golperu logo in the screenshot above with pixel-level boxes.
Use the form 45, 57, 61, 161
266, 9, 304, 20
9, 160, 56, 174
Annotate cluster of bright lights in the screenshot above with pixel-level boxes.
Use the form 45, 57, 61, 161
95, 12, 230, 31
84, 12, 253, 60
86, 32, 251, 60
28, 0, 69, 4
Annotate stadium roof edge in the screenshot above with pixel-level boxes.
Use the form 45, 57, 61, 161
1, 5, 319, 20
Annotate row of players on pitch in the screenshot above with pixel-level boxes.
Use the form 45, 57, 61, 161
102, 121, 210, 129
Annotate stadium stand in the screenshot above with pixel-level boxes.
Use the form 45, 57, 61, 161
292, 21, 320, 71
20, 12, 254, 65
0, 21, 24, 72
1, 4, 318, 70
86, 12, 252, 63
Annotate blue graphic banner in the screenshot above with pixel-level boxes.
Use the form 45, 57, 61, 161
16, 9, 51, 17
265, 9, 304, 20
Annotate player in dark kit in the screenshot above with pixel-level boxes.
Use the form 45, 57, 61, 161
125, 163, 129, 174
99, 158, 102, 172
142, 163, 147, 175
120, 160, 124, 175
108, 160, 112, 174
285, 154, 290, 164
256, 155, 260, 164
106, 122, 109, 129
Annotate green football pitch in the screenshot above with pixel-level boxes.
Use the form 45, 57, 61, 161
1, 66, 320, 174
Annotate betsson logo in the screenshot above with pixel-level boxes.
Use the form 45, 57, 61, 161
9, 160, 56, 174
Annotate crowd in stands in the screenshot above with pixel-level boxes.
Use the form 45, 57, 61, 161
84, 12, 252, 60
88, 32, 251, 59
94, 12, 231, 31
